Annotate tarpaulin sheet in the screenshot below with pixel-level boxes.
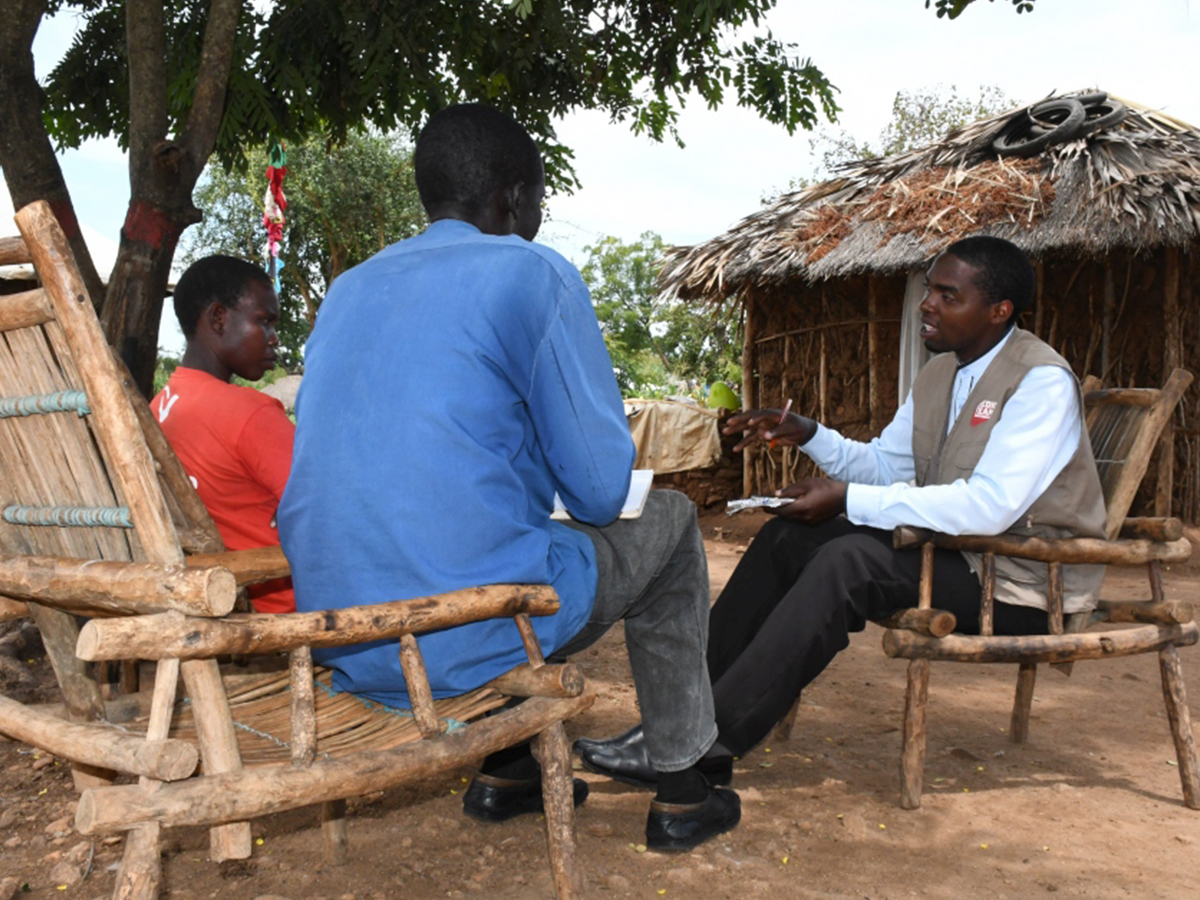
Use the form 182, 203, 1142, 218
624, 400, 722, 475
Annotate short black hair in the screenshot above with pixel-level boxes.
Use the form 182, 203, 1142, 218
414, 103, 542, 215
942, 235, 1036, 321
174, 256, 272, 339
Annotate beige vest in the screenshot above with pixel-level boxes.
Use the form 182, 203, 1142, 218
910, 329, 1107, 613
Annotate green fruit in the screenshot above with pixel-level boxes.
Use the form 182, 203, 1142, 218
708, 382, 740, 411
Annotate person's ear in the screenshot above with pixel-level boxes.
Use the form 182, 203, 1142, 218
206, 302, 228, 336
991, 299, 1014, 325
503, 183, 524, 223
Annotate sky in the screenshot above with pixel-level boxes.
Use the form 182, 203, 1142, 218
2, 0, 1199, 353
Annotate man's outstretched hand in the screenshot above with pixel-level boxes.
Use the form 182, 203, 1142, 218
768, 478, 847, 524
723, 408, 818, 452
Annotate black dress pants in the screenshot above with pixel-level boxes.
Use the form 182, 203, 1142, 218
707, 516, 1049, 755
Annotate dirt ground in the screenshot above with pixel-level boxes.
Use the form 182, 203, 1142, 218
3, 509, 1200, 900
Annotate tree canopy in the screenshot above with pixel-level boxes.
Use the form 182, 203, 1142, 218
181, 130, 426, 368
581, 232, 740, 398
41, 0, 843, 193
1, 0, 1037, 393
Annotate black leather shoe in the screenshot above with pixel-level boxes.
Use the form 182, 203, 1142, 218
645, 786, 741, 852
462, 772, 589, 823
575, 725, 733, 788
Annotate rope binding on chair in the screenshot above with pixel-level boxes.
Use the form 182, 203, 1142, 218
0, 390, 90, 418
4, 505, 133, 527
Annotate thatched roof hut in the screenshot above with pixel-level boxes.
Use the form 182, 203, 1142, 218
661, 92, 1200, 518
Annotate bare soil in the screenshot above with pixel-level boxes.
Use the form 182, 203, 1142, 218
3, 510, 1200, 900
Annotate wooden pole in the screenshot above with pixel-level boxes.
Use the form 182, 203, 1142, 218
118, 354, 224, 556
867, 277, 881, 434
185, 546, 290, 585
398, 634, 445, 738
0, 596, 29, 620
1101, 261, 1114, 380
0, 235, 33, 265
533, 720, 583, 899
980, 554, 995, 638
0, 288, 55, 332
489, 662, 585, 698
1032, 260, 1044, 337
1159, 643, 1200, 809
0, 694, 197, 780
1099, 599, 1193, 626
180, 658, 252, 861
877, 607, 956, 638
899, 659, 929, 810
917, 544, 934, 610
1158, 249, 1182, 517
15, 202, 183, 566
883, 621, 1198, 663
75, 693, 595, 835
26, 604, 114, 789
893, 531, 1191, 567
1010, 662, 1037, 743
77, 585, 561, 661
288, 646, 348, 865
0, 553, 235, 617
741, 297, 756, 497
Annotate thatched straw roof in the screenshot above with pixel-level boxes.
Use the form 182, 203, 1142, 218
660, 92, 1200, 302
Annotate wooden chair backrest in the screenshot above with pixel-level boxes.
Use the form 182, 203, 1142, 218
0, 202, 182, 567
1083, 368, 1193, 540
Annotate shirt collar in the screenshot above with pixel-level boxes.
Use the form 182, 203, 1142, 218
956, 327, 1014, 383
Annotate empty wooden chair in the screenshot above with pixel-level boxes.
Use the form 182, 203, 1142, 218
0, 201, 592, 899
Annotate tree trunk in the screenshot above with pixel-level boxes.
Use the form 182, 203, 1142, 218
0, 0, 106, 305
102, 0, 244, 396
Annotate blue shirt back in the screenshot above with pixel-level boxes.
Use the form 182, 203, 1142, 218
277, 219, 634, 706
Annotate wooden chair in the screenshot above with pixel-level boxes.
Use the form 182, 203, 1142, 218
884, 367, 1199, 810
0, 201, 592, 900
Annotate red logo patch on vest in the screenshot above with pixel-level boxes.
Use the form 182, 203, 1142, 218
970, 400, 997, 426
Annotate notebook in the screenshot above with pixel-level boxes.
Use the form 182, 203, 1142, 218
551, 469, 654, 521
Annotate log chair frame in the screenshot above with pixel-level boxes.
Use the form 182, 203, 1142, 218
0, 202, 591, 900
885, 367, 1199, 809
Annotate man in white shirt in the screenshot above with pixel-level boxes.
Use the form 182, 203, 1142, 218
577, 235, 1106, 780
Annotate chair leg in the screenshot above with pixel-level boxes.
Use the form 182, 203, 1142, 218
1010, 662, 1037, 744
900, 658, 930, 810
1158, 643, 1200, 809
180, 659, 253, 861
321, 799, 349, 865
774, 692, 803, 742
112, 823, 161, 900
532, 721, 582, 899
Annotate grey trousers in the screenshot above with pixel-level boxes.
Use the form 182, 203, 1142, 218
555, 489, 717, 772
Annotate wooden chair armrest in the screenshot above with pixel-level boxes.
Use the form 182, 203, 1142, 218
0, 553, 236, 617
1097, 598, 1194, 625
1118, 517, 1183, 542
874, 607, 957, 637
186, 546, 291, 586
76, 584, 559, 661
893, 527, 1190, 566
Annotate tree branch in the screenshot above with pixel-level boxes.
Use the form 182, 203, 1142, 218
182, 0, 244, 173
0, 0, 105, 304
125, 0, 168, 181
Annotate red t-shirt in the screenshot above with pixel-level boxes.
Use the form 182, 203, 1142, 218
151, 367, 296, 612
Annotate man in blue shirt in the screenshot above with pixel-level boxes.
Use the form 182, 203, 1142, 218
278, 104, 739, 852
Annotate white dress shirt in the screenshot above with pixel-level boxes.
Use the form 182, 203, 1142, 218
801, 330, 1082, 536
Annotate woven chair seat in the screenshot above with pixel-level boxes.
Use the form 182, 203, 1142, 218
146, 667, 509, 768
